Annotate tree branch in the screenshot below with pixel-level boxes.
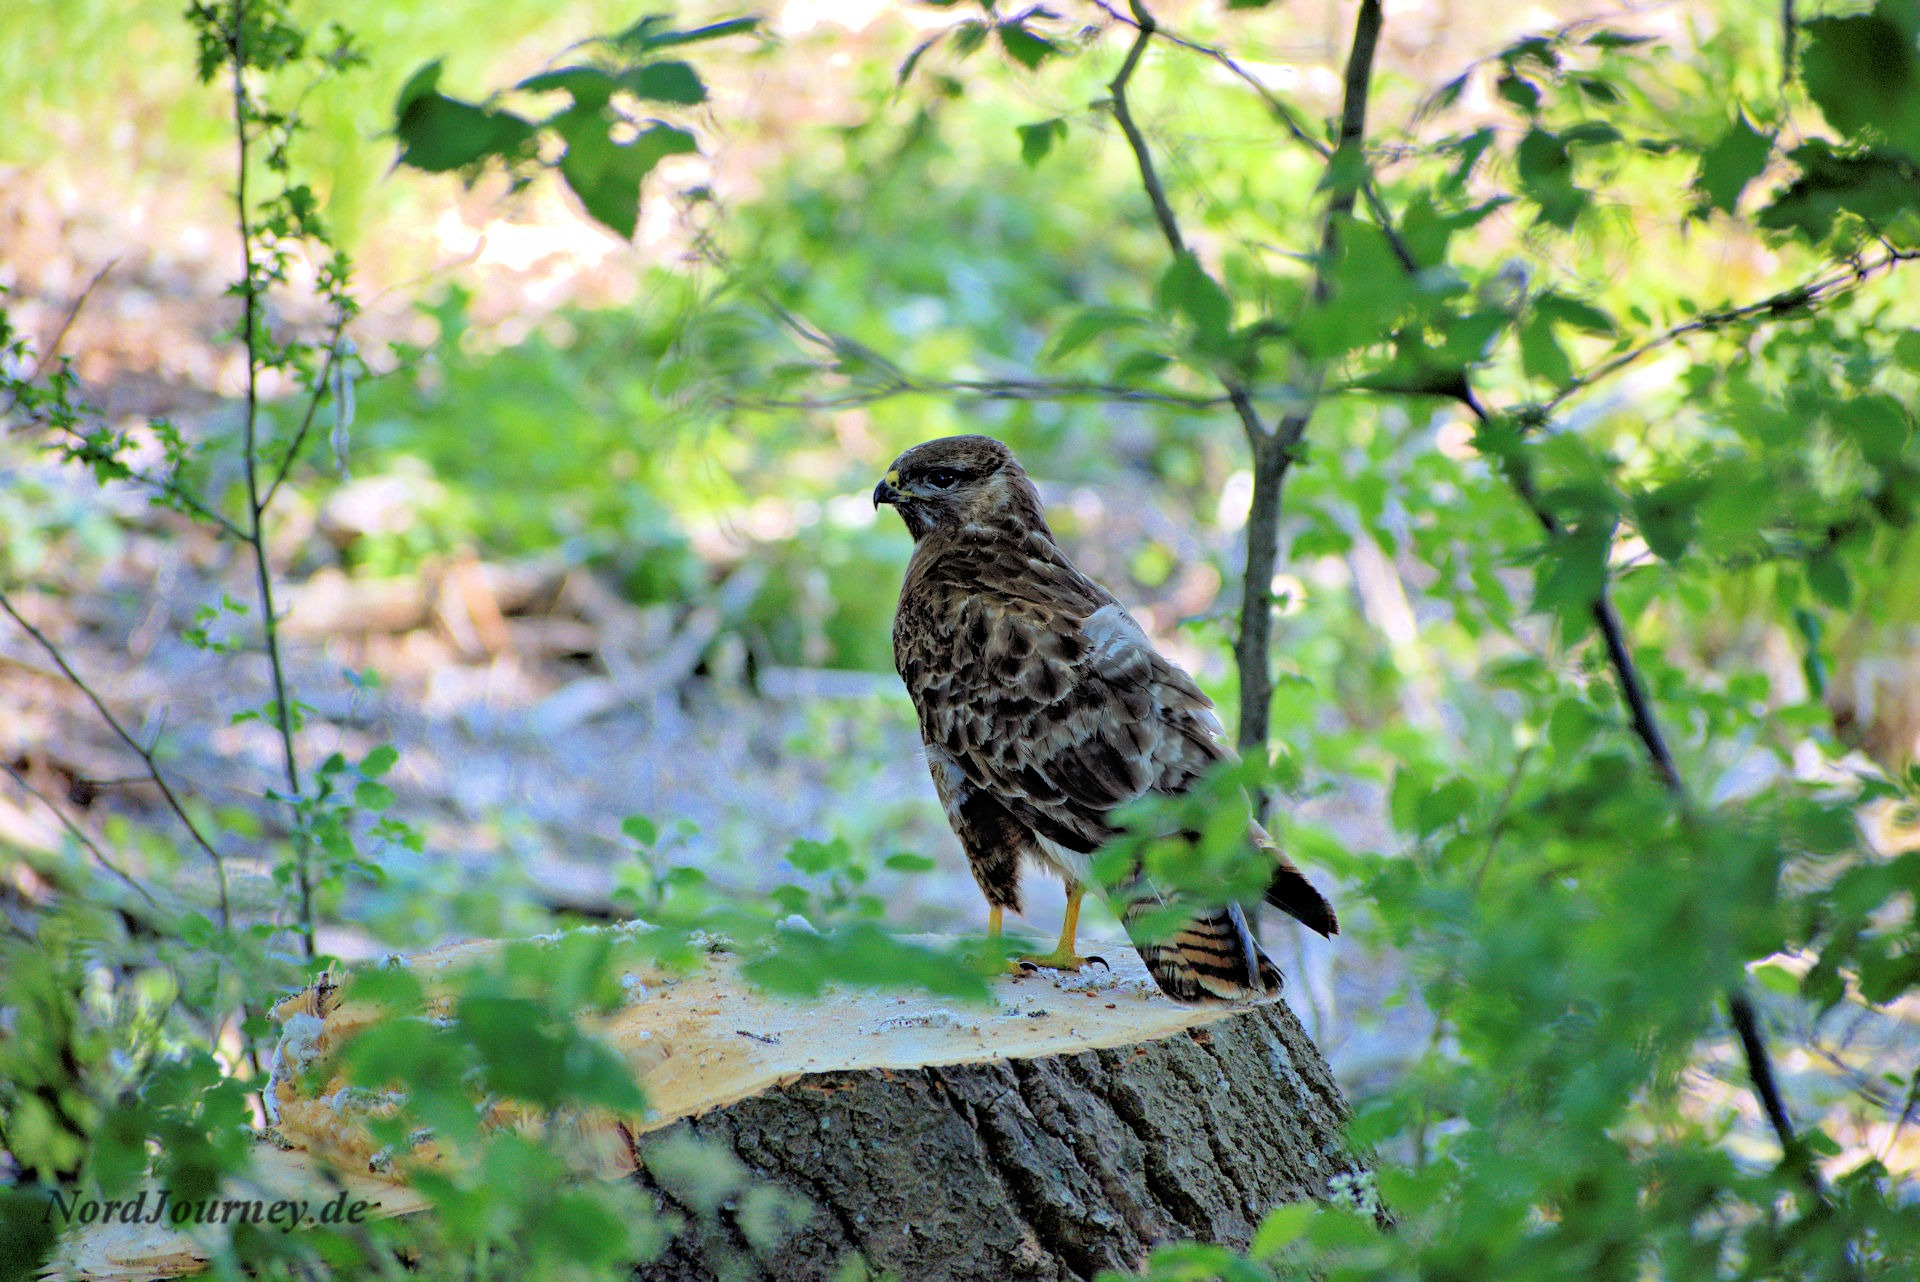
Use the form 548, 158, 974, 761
1461, 389, 1829, 1213
1236, 0, 1387, 760
0, 259, 118, 421
1102, 0, 1388, 764
228, 0, 315, 958
721, 377, 1229, 413
260, 309, 353, 511
0, 588, 230, 927
0, 759, 163, 910
1542, 247, 1920, 417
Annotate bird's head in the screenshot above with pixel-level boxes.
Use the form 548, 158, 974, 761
872, 435, 1047, 541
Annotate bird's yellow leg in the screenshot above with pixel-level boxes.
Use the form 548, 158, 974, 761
988, 905, 1003, 938
1015, 885, 1104, 972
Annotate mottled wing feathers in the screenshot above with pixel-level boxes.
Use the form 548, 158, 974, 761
896, 533, 1220, 856
882, 437, 1334, 1002
893, 515, 1333, 1001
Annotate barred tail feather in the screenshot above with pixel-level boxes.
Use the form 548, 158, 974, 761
1252, 823, 1339, 938
1125, 901, 1283, 1003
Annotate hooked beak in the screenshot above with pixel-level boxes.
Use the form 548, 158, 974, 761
872, 469, 902, 509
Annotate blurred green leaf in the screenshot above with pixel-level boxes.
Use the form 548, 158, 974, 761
1016, 117, 1066, 166
1694, 111, 1773, 213
1802, 3, 1920, 160
392, 61, 535, 173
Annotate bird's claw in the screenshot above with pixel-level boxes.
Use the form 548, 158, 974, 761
1012, 949, 1104, 974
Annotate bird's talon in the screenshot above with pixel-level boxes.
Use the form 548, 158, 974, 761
1087, 955, 1110, 972
1015, 950, 1100, 973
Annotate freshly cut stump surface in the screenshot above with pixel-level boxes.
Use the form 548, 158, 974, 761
48, 933, 1366, 1282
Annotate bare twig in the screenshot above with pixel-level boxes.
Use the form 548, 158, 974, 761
1089, 0, 1418, 274
0, 589, 231, 926
1091, 0, 1324, 156
1542, 248, 1920, 417
0, 259, 119, 422
0, 759, 162, 909
721, 377, 1228, 413
1107, 3, 1192, 261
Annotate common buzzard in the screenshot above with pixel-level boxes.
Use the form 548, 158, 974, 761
874, 434, 1336, 1002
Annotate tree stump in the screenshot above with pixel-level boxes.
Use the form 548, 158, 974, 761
48, 935, 1367, 1282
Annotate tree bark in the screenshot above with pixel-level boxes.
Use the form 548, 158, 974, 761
49, 938, 1366, 1282
631, 996, 1364, 1281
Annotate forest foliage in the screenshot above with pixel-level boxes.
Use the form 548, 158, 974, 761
4, 0, 1920, 1278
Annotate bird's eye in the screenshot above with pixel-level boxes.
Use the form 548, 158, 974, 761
923, 468, 961, 490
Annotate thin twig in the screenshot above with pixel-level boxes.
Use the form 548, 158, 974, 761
0, 759, 162, 909
721, 377, 1229, 413
228, 0, 315, 959
1089, 0, 1418, 274
1104, 0, 1311, 766
0, 588, 231, 926
1541, 248, 1920, 417
0, 260, 119, 421
1107, 3, 1192, 261
1091, 0, 1325, 156
260, 309, 352, 510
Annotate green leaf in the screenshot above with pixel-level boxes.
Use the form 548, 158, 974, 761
996, 21, 1058, 70
1802, 5, 1920, 160
516, 66, 617, 111
1112, 350, 1172, 382
1533, 523, 1610, 613
1249, 1203, 1314, 1257
883, 852, 937, 873
394, 60, 445, 112
621, 815, 659, 846
1515, 128, 1587, 228
1046, 305, 1150, 362
623, 61, 707, 105
360, 744, 399, 778
1572, 74, 1622, 104
394, 79, 535, 174
557, 119, 697, 238
354, 781, 395, 811
1534, 292, 1615, 335
1016, 118, 1067, 166
1806, 548, 1853, 608
1548, 696, 1603, 758
1750, 960, 1802, 997
610, 15, 759, 53
1694, 112, 1773, 214
785, 837, 846, 875
1584, 30, 1655, 49
1632, 478, 1707, 561
1155, 253, 1233, 353
1834, 394, 1911, 468
1496, 72, 1541, 113
1894, 330, 1920, 372
1518, 310, 1574, 387
1759, 142, 1920, 241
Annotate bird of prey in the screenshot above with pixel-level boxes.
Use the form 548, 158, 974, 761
873, 434, 1337, 1002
